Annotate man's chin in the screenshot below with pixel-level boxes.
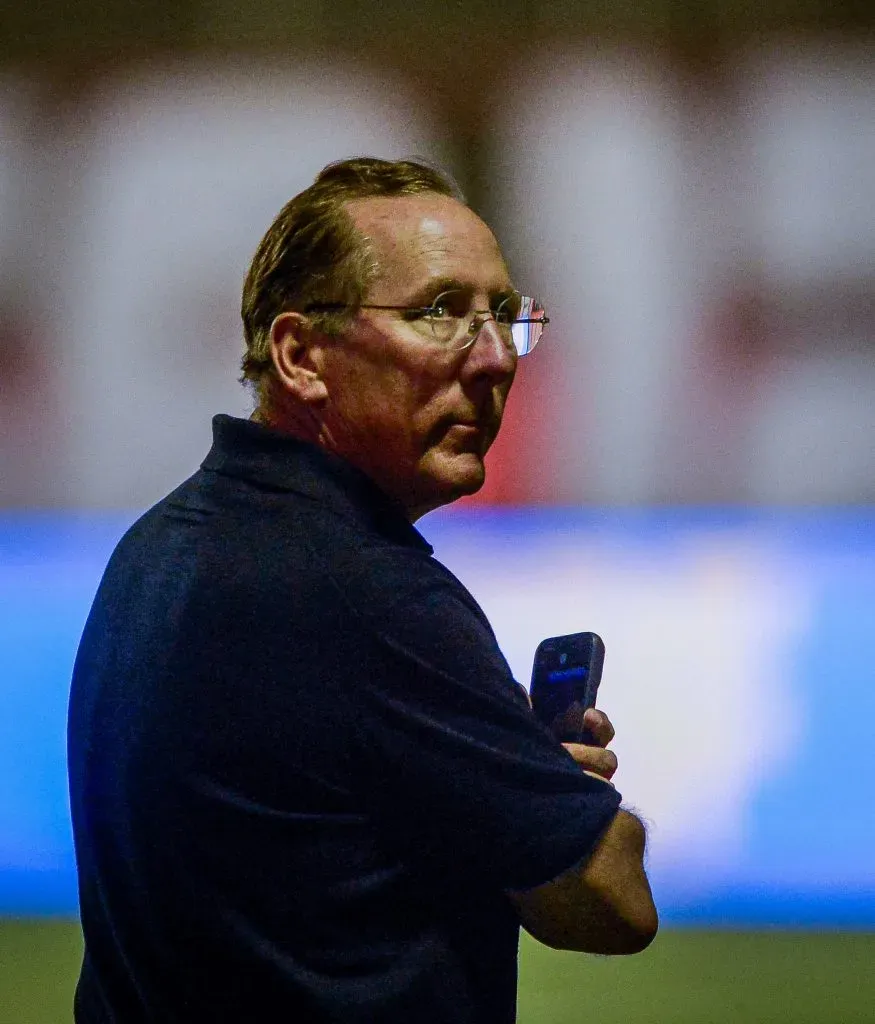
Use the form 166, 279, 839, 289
417, 451, 486, 510
442, 449, 487, 493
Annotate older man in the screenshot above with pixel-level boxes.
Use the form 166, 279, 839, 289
68, 158, 656, 1024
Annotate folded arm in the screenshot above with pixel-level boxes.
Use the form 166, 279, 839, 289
508, 707, 657, 954
507, 805, 657, 954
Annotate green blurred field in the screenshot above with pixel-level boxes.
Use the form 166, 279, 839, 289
1, 921, 873, 1023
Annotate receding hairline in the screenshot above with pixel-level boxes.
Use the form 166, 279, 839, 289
343, 192, 508, 296
342, 190, 488, 229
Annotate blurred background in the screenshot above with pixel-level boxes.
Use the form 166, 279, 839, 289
2, 0, 875, 1020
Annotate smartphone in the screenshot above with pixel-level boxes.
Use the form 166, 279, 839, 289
529, 631, 605, 745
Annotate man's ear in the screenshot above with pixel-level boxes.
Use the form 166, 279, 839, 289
269, 312, 329, 406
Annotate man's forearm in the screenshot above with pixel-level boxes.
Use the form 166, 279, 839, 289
508, 808, 658, 955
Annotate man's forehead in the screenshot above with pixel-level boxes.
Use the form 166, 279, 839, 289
345, 193, 510, 294
346, 192, 473, 228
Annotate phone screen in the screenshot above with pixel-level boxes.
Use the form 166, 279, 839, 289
529, 631, 605, 744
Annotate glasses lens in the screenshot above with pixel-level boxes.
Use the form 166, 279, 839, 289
511, 296, 547, 356
422, 291, 548, 354
424, 290, 465, 346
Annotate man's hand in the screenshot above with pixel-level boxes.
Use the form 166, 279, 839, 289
562, 708, 618, 784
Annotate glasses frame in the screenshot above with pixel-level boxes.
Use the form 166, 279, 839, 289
304, 289, 549, 356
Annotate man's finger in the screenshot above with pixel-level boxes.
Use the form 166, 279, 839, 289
562, 743, 618, 781
582, 769, 616, 788
583, 708, 615, 747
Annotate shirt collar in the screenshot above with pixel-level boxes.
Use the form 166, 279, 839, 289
202, 415, 433, 554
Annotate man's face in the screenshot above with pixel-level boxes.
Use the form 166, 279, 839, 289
315, 193, 518, 519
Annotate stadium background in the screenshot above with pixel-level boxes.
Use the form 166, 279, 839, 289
2, 0, 874, 1019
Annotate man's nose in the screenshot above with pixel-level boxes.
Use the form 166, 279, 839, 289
466, 317, 517, 376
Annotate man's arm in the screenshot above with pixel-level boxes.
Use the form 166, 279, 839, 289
506, 805, 657, 954
507, 706, 657, 954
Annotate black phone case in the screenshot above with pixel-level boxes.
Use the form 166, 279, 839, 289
529, 631, 605, 744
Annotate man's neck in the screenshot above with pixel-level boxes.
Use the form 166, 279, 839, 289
251, 400, 322, 447
250, 401, 443, 525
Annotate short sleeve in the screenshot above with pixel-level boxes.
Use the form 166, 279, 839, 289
348, 567, 621, 892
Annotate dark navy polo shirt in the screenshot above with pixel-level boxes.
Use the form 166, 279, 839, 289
68, 414, 621, 1023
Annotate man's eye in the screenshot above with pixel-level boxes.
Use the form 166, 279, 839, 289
421, 290, 467, 320
403, 305, 445, 322
426, 302, 456, 319
493, 294, 520, 321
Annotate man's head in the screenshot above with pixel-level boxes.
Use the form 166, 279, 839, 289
241, 158, 463, 392
241, 157, 518, 520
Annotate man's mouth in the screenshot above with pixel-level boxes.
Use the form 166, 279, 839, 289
444, 419, 497, 455
425, 407, 498, 453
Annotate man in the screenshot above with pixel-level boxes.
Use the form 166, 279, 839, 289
68, 157, 656, 1023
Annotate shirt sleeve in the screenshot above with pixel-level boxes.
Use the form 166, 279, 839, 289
346, 560, 622, 893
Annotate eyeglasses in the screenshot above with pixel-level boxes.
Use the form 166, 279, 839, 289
305, 289, 549, 356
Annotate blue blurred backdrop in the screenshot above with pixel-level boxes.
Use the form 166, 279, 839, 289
3, 509, 874, 925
